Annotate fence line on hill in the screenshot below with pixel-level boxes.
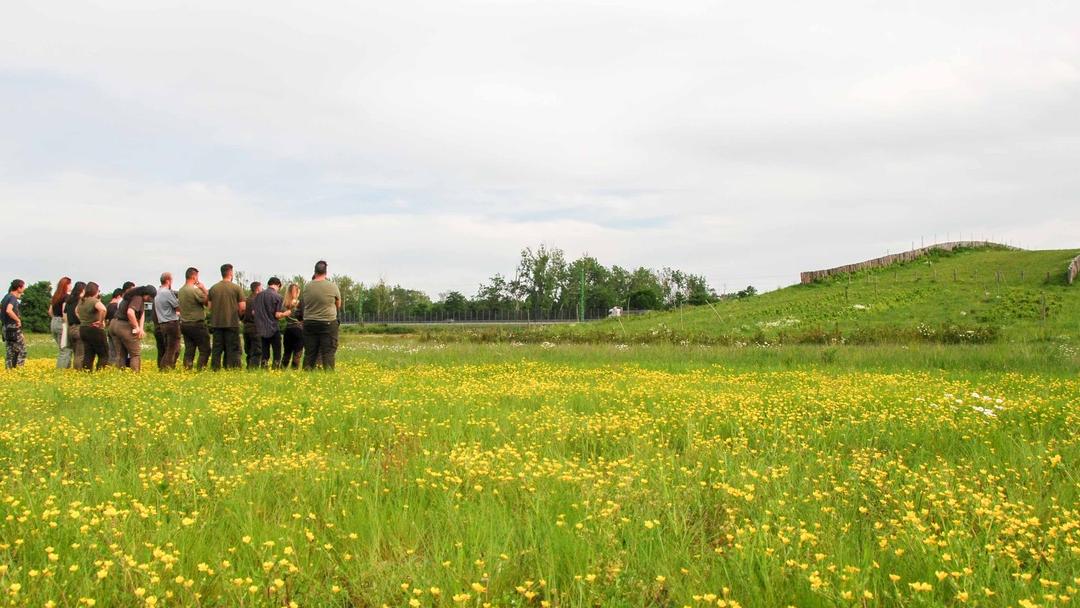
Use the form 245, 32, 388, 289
339, 308, 650, 325
1069, 255, 1080, 285
799, 241, 1018, 284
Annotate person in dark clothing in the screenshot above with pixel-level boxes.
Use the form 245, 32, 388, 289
242, 281, 262, 369
301, 261, 341, 370
252, 277, 291, 368
111, 285, 156, 372
120, 282, 137, 369
51, 277, 73, 368
178, 267, 211, 371
281, 283, 304, 369
208, 264, 245, 370
64, 281, 87, 368
151, 302, 165, 368
104, 288, 123, 364
76, 282, 109, 371
2, 280, 26, 369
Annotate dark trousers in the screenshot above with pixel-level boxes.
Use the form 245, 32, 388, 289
80, 326, 109, 371
181, 321, 211, 370
107, 329, 117, 365
302, 320, 338, 370
211, 326, 242, 370
282, 324, 303, 369
243, 325, 260, 369
153, 323, 166, 368
157, 320, 181, 370
69, 325, 84, 369
255, 331, 282, 369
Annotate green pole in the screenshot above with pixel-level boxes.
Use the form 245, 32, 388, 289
578, 266, 585, 322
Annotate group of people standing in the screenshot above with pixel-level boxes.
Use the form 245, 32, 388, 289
2, 261, 343, 372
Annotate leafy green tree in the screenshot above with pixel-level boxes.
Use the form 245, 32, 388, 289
659, 267, 687, 307
331, 274, 363, 317
686, 274, 717, 305
627, 267, 664, 310
560, 256, 617, 314
475, 274, 516, 312
608, 265, 632, 308
513, 244, 567, 318
20, 280, 52, 333
365, 280, 393, 317
390, 286, 432, 316
439, 291, 468, 317
736, 285, 758, 299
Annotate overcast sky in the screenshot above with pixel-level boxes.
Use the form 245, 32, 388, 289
2, 1, 1078, 295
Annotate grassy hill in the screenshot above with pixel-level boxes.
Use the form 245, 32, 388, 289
423, 246, 1080, 345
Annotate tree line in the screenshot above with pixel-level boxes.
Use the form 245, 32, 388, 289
14, 244, 756, 331
305, 244, 752, 320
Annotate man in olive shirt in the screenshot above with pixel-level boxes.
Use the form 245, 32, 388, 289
178, 267, 211, 371
301, 260, 341, 370
208, 263, 246, 370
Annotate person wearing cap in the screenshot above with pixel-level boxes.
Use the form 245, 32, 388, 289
154, 272, 182, 370
300, 260, 341, 370
110, 285, 156, 372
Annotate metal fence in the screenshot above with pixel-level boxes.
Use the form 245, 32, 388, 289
339, 308, 651, 325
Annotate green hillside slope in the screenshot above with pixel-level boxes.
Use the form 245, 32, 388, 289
435, 246, 1080, 345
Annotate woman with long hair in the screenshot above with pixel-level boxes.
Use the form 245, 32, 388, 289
104, 288, 124, 364
50, 277, 73, 368
76, 282, 109, 371
64, 281, 86, 369
281, 283, 304, 369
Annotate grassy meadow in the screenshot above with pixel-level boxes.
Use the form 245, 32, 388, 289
414, 247, 1080, 346
0, 334, 1077, 607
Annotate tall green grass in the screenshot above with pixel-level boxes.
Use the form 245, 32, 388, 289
0, 339, 1076, 606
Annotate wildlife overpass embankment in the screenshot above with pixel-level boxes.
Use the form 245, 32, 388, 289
799, 241, 1016, 284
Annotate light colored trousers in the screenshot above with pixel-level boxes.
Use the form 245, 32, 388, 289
52, 316, 75, 369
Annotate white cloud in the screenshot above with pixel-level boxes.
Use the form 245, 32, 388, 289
1, 0, 1078, 295
0, 173, 738, 294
